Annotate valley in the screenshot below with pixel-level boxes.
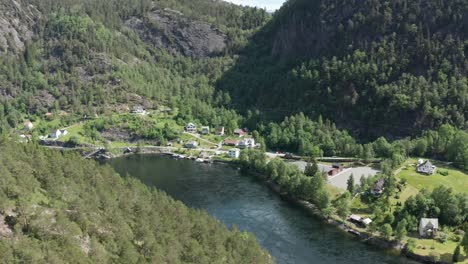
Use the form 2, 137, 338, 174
0, 0, 467, 263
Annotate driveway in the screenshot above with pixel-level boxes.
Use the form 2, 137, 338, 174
289, 161, 332, 173
328, 167, 379, 189
289, 161, 379, 190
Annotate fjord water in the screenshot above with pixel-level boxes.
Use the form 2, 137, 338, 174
108, 155, 412, 264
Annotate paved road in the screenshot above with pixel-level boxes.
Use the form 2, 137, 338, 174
183, 132, 218, 146
289, 160, 379, 189
328, 167, 379, 189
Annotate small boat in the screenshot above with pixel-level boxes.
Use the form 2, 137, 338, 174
347, 229, 361, 236
195, 158, 204, 163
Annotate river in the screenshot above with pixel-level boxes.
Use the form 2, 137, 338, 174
108, 155, 414, 264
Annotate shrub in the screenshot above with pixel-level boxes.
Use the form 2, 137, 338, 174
439, 170, 449, 176
429, 252, 440, 262
406, 239, 416, 253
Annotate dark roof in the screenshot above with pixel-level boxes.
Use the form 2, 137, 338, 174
374, 178, 385, 190
332, 163, 342, 168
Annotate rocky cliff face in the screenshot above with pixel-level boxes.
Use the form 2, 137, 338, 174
0, 0, 39, 54
125, 9, 227, 58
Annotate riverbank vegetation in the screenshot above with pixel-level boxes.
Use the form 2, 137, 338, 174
237, 147, 468, 263
1, 0, 467, 262
239, 149, 331, 211
0, 141, 272, 263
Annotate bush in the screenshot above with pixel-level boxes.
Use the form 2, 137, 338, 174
439, 170, 449, 176
66, 136, 80, 147
453, 245, 461, 262
406, 239, 416, 253
429, 252, 440, 262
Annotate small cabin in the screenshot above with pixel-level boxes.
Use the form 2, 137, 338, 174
216, 126, 225, 136
234, 128, 246, 137
223, 139, 239, 146
201, 126, 210, 135
49, 129, 62, 139
419, 218, 438, 238
417, 160, 436, 175
185, 123, 197, 133
228, 148, 240, 159
238, 138, 255, 149
184, 141, 199, 149
371, 178, 385, 195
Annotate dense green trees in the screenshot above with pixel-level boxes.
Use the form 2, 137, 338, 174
218, 0, 468, 138
0, 141, 271, 263
0, 0, 270, 134
396, 186, 467, 228
239, 149, 330, 210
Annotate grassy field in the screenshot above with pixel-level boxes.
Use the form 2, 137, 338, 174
410, 236, 467, 263
396, 158, 468, 194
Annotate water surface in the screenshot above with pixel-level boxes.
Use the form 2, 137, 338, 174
108, 155, 413, 264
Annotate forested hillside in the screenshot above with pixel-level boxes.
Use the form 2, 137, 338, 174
0, 0, 269, 134
218, 0, 468, 138
0, 0, 467, 142
0, 141, 272, 263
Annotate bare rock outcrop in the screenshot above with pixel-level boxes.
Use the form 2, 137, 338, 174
0, 0, 40, 54
125, 9, 227, 58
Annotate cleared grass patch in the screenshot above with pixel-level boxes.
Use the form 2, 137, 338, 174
411, 237, 467, 263
397, 158, 468, 194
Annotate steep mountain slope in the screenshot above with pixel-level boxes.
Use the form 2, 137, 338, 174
0, 0, 39, 53
0, 0, 269, 133
218, 0, 468, 138
124, 9, 227, 58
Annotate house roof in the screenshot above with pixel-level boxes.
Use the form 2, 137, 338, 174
349, 214, 362, 221
420, 218, 439, 229
229, 148, 240, 152
419, 160, 433, 168
234, 128, 245, 134
24, 120, 33, 125
374, 178, 385, 190
362, 218, 372, 225
224, 139, 239, 145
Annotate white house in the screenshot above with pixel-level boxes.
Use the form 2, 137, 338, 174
419, 218, 438, 238
184, 140, 199, 149
61, 129, 68, 136
417, 160, 436, 175
201, 126, 210, 135
185, 123, 197, 133
238, 138, 255, 149
49, 129, 62, 139
228, 148, 240, 159
216, 126, 225, 136
24, 120, 34, 130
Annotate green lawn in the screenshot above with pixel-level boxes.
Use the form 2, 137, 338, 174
397, 158, 468, 194
411, 237, 467, 263
326, 185, 343, 200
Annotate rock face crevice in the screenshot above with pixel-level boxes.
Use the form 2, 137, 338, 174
0, 0, 39, 54
125, 9, 227, 58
